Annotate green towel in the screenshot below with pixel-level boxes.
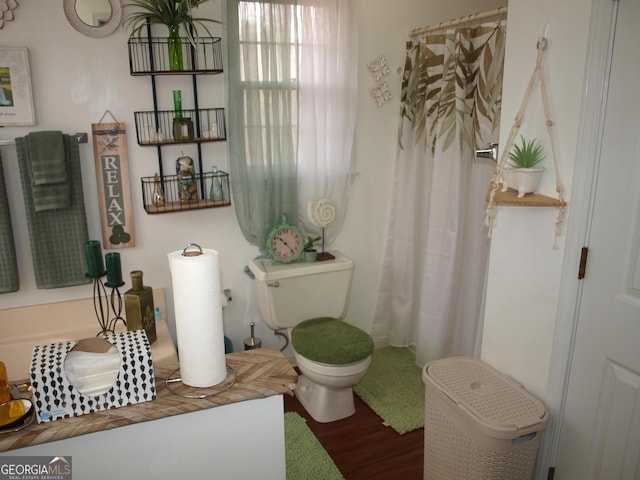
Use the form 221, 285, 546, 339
28, 131, 67, 185
0, 152, 19, 293
25, 131, 70, 211
15, 134, 91, 289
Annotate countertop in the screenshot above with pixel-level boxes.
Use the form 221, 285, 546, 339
0, 347, 297, 453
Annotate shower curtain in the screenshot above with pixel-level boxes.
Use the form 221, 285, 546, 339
371, 21, 506, 367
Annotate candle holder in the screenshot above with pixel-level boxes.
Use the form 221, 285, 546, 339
85, 244, 127, 335
105, 280, 127, 333
88, 273, 110, 336
88, 276, 128, 335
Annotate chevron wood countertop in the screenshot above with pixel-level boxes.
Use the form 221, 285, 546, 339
0, 348, 297, 452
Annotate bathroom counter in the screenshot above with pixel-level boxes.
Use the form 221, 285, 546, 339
0, 288, 178, 380
0, 347, 297, 453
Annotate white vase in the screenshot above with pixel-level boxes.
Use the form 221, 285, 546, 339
501, 167, 545, 198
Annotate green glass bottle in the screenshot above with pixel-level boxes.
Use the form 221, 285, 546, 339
209, 166, 224, 202
172, 90, 194, 140
124, 270, 157, 344
167, 25, 184, 71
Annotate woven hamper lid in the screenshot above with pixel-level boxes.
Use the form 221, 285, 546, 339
423, 357, 548, 440
291, 317, 373, 365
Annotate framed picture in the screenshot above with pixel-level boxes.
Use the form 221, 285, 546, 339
0, 47, 36, 126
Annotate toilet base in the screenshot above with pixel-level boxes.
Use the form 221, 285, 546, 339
294, 374, 356, 423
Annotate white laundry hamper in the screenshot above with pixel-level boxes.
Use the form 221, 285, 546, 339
422, 357, 548, 480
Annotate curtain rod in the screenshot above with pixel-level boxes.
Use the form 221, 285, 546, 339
410, 6, 507, 38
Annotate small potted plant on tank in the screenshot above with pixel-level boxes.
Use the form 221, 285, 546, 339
303, 235, 321, 262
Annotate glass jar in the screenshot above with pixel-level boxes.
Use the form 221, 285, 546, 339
0, 361, 10, 404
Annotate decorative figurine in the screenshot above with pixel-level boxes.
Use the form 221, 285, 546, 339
176, 153, 197, 203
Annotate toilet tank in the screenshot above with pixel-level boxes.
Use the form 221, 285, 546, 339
248, 251, 354, 330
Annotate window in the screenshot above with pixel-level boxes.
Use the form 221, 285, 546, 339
227, 0, 357, 250
236, 1, 303, 166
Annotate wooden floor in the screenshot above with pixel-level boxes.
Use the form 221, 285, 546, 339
284, 391, 424, 480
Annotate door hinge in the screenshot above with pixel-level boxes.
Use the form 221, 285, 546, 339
578, 247, 589, 279
548, 467, 555, 479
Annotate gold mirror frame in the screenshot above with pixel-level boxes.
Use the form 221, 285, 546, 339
63, 0, 122, 38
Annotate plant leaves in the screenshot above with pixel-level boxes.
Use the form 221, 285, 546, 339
398, 22, 506, 156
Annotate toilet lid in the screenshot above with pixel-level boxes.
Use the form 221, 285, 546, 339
291, 317, 374, 365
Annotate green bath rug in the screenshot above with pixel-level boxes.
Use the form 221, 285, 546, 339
353, 346, 425, 434
285, 412, 344, 480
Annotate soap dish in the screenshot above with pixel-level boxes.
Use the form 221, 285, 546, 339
0, 399, 35, 435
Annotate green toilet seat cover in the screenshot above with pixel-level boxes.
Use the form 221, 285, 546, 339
291, 317, 374, 365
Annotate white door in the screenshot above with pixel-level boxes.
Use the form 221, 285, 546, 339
554, 0, 640, 478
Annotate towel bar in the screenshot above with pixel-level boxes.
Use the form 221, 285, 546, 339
0, 133, 88, 147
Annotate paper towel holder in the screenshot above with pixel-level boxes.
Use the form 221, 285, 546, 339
182, 243, 203, 257
164, 364, 237, 399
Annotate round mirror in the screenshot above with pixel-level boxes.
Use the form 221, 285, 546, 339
64, 0, 122, 38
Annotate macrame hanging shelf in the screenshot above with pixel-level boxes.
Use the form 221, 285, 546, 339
485, 36, 567, 248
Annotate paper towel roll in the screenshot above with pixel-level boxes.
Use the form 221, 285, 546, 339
168, 248, 227, 387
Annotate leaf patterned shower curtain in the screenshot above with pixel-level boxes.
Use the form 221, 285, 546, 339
371, 22, 506, 367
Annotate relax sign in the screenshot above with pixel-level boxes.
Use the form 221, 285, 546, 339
92, 121, 135, 249
102, 155, 126, 227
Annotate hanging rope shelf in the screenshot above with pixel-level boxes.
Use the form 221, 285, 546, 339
485, 36, 567, 248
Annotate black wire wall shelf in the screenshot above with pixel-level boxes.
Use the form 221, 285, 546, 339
134, 108, 226, 146
141, 170, 231, 214
128, 22, 229, 215
128, 36, 223, 75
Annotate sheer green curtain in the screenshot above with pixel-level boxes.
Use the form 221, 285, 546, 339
227, 0, 299, 251
227, 0, 357, 252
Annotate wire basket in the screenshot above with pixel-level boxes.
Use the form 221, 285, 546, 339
141, 170, 231, 214
128, 36, 223, 75
134, 108, 226, 146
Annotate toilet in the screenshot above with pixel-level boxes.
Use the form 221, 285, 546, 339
249, 251, 373, 423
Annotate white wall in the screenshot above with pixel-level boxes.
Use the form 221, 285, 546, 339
481, 0, 592, 398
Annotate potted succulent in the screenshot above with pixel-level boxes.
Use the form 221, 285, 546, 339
303, 235, 321, 263
501, 136, 546, 198
123, 0, 221, 70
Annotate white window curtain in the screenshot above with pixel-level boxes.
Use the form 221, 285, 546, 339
372, 23, 506, 367
226, 0, 357, 251
296, 0, 358, 244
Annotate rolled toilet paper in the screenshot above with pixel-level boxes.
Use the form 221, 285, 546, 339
168, 247, 227, 387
